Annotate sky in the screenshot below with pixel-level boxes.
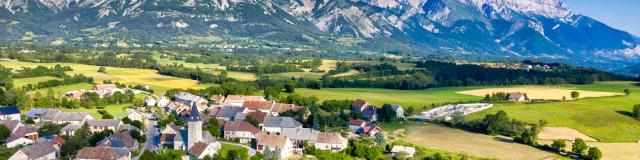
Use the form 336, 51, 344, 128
563, 0, 640, 36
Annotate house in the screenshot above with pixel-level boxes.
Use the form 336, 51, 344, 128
157, 96, 171, 107
362, 123, 383, 138
75, 146, 131, 160
389, 104, 405, 118
508, 93, 526, 102
25, 108, 59, 123
127, 109, 144, 122
0, 105, 21, 121
255, 132, 294, 158
209, 94, 226, 105
281, 128, 319, 150
144, 96, 157, 107
312, 132, 348, 152
93, 84, 122, 98
223, 121, 260, 143
214, 107, 247, 121
360, 106, 377, 122
65, 90, 86, 99
4, 123, 39, 148
189, 142, 221, 159
41, 135, 66, 150
269, 103, 307, 117
98, 131, 139, 151
245, 112, 267, 129
42, 112, 94, 125
86, 119, 122, 133
174, 92, 209, 111
347, 120, 366, 131
242, 101, 275, 113
263, 117, 303, 133
352, 99, 370, 111
9, 142, 57, 160
160, 124, 185, 150
223, 95, 265, 107
61, 124, 82, 136
391, 145, 416, 158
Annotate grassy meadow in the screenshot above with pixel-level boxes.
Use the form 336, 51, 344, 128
295, 87, 482, 109
466, 82, 640, 142
13, 76, 60, 87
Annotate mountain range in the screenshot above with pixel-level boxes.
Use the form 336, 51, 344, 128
0, 0, 639, 74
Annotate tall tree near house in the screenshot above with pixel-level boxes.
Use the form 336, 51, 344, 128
0, 125, 10, 142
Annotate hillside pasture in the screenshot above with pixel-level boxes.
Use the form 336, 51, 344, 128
403, 124, 555, 160
537, 127, 597, 141
537, 140, 640, 160
457, 86, 621, 100
296, 87, 481, 109
0, 59, 207, 95
13, 76, 60, 87
466, 82, 640, 142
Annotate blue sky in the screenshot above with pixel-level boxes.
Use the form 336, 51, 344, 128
563, 0, 640, 36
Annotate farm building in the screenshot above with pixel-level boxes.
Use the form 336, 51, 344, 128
0, 105, 20, 121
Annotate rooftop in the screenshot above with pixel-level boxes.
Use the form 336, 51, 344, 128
264, 117, 302, 128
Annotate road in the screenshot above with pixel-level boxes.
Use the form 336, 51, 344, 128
133, 117, 159, 160
220, 141, 257, 156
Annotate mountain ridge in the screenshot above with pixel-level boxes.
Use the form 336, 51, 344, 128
0, 0, 638, 73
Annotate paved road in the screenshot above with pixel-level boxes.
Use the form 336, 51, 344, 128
133, 118, 159, 160
220, 141, 256, 156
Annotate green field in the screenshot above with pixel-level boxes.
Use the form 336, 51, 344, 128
467, 82, 640, 142
265, 72, 324, 80
29, 83, 94, 95
60, 103, 132, 119
218, 144, 249, 157
296, 87, 482, 109
13, 76, 60, 87
0, 59, 208, 95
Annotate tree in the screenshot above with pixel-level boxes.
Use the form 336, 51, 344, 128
633, 104, 640, 119
374, 133, 385, 145
624, 89, 631, 96
571, 91, 580, 99
587, 147, 602, 160
272, 148, 281, 160
100, 110, 114, 119
140, 150, 155, 160
205, 118, 221, 137
38, 123, 63, 136
572, 138, 588, 156
0, 125, 10, 142
284, 80, 296, 93
98, 66, 106, 73
131, 120, 144, 129
263, 146, 272, 160
129, 130, 146, 143
562, 96, 567, 102
551, 139, 566, 152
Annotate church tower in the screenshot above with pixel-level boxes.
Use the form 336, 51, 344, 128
187, 104, 202, 149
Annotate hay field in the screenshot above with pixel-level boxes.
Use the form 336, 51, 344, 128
0, 59, 207, 95
457, 86, 621, 100
318, 60, 337, 71
538, 140, 640, 160
538, 127, 597, 141
403, 124, 554, 160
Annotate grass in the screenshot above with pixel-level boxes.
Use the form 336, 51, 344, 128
265, 72, 324, 80
403, 123, 556, 160
0, 147, 18, 160
0, 59, 207, 95
295, 87, 482, 110
219, 143, 249, 157
391, 140, 493, 160
29, 83, 94, 95
60, 103, 132, 119
13, 76, 60, 87
466, 81, 640, 142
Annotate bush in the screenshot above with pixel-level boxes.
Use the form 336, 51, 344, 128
633, 104, 640, 119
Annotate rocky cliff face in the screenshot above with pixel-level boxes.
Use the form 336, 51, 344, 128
0, 0, 638, 72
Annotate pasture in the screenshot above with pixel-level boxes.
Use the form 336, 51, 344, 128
403, 124, 555, 160
0, 59, 207, 95
13, 76, 60, 87
60, 103, 131, 119
295, 87, 481, 109
457, 86, 621, 100
466, 82, 640, 142
265, 72, 324, 80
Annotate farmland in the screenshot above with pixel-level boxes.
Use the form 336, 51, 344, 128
295, 87, 482, 109
403, 124, 556, 160
13, 76, 60, 87
466, 82, 640, 142
0, 59, 208, 95
457, 86, 621, 100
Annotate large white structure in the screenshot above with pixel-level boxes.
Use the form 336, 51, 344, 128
409, 103, 493, 120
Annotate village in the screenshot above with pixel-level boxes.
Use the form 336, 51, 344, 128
0, 83, 422, 160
